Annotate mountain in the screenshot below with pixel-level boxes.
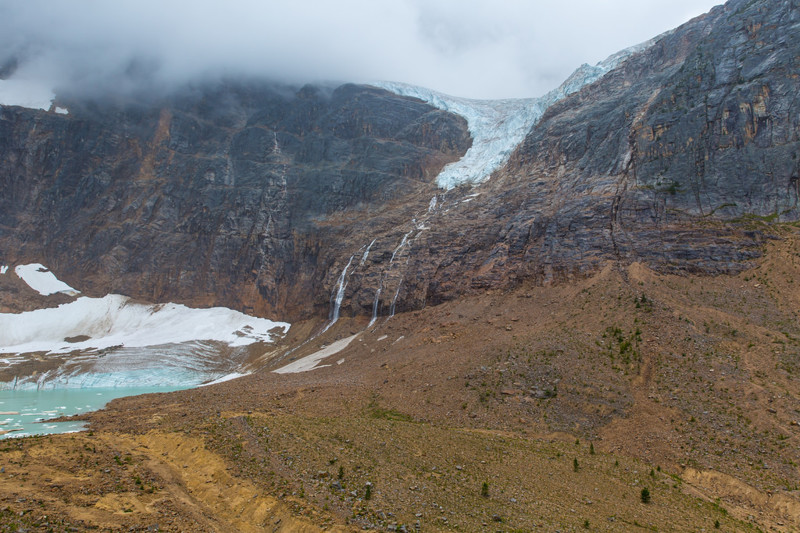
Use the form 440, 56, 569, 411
1, 0, 800, 531
2, 1, 799, 325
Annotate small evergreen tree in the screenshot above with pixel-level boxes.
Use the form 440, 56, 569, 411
481, 481, 489, 498
589, 443, 595, 455
573, 458, 579, 472
640, 487, 650, 504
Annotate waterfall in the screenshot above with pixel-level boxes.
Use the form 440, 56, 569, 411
368, 275, 383, 327
389, 278, 403, 318
391, 231, 413, 263
321, 255, 354, 333
361, 238, 377, 266
329, 255, 354, 323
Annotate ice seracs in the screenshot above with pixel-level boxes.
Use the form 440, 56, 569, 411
373, 36, 665, 190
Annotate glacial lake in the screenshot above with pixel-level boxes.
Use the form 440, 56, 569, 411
0, 386, 184, 439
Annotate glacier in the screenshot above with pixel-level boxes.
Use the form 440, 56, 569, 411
373, 33, 666, 190
0, 294, 289, 356
4, 341, 254, 390
0, 290, 290, 393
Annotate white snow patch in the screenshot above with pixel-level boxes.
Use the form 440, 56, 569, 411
201, 372, 250, 387
0, 266, 8, 275
373, 37, 662, 190
0, 79, 55, 111
55, 107, 69, 115
0, 294, 290, 355
14, 264, 79, 296
273, 334, 358, 374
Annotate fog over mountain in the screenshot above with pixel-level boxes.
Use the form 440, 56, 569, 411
0, 0, 720, 99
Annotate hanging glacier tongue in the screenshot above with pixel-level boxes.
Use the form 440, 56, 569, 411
373, 34, 664, 190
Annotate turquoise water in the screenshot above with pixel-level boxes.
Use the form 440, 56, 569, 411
0, 386, 184, 439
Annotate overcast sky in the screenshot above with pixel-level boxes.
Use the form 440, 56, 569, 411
0, 0, 723, 100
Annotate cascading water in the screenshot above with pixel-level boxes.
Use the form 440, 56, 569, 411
321, 255, 354, 333
361, 239, 376, 266
389, 277, 403, 318
369, 275, 383, 327
391, 231, 412, 263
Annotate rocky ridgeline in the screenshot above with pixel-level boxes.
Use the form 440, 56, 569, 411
1, 0, 798, 321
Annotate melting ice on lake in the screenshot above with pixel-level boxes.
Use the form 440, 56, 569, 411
0, 266, 290, 437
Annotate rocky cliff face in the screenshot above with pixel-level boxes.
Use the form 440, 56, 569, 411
335, 0, 799, 317
1, 0, 798, 322
492, 0, 800, 273
0, 82, 470, 318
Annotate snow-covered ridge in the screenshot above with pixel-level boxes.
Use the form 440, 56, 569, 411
373, 35, 665, 190
0, 294, 290, 356
14, 263, 80, 296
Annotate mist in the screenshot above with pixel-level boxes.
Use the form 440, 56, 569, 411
0, 0, 722, 100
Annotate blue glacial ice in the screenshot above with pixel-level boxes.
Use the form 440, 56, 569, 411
374, 34, 666, 190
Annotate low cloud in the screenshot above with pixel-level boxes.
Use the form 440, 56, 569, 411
0, 0, 722, 99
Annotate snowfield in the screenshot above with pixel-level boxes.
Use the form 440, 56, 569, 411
0, 294, 290, 356
273, 334, 358, 374
0, 78, 56, 111
14, 263, 80, 296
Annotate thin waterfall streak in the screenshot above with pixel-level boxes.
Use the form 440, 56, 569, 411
391, 231, 412, 263
322, 255, 354, 333
361, 238, 377, 266
389, 278, 403, 318
369, 276, 383, 327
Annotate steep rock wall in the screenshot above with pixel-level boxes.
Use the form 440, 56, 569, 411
0, 82, 470, 318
